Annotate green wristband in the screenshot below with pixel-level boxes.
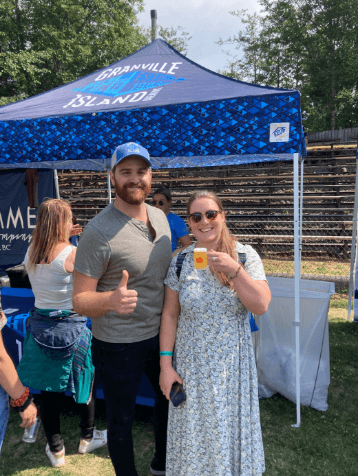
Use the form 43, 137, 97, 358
160, 351, 173, 357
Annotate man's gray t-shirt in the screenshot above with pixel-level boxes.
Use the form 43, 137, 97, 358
74, 202, 172, 343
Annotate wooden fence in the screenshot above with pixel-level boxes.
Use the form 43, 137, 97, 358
58, 144, 356, 262
307, 127, 358, 144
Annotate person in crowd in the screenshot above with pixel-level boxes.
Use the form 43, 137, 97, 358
72, 142, 172, 476
0, 311, 37, 456
16, 198, 106, 468
159, 190, 271, 476
152, 187, 191, 253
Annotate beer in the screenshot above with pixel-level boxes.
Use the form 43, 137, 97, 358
194, 248, 207, 269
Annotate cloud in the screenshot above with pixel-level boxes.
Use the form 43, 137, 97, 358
137, 0, 258, 72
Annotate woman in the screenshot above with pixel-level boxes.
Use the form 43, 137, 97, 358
159, 190, 271, 476
0, 311, 37, 456
16, 199, 106, 468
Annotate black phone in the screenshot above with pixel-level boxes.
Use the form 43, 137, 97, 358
170, 382, 186, 407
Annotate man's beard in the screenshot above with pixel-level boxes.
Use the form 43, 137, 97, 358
114, 181, 150, 205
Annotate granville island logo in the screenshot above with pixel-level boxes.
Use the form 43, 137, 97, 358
62, 69, 188, 110
73, 71, 187, 97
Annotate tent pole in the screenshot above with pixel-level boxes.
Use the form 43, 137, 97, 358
292, 152, 301, 428
348, 159, 358, 320
299, 158, 304, 271
54, 169, 60, 199
107, 170, 112, 204
151, 10, 157, 41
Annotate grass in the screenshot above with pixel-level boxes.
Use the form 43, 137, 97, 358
0, 399, 155, 476
1, 274, 357, 475
259, 316, 358, 476
262, 259, 351, 277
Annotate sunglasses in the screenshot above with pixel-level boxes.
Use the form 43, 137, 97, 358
152, 200, 165, 206
188, 210, 222, 223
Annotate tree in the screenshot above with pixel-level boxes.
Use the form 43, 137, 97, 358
217, 10, 266, 82
0, 0, 146, 106
217, 9, 304, 88
218, 1, 358, 132
258, 0, 358, 131
140, 25, 192, 55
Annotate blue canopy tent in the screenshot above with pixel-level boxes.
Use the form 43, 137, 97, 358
0, 39, 306, 171
0, 39, 306, 426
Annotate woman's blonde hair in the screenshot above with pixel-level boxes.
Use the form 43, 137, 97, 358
27, 198, 72, 272
187, 190, 236, 287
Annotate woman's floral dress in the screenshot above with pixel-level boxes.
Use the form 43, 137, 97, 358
164, 242, 266, 476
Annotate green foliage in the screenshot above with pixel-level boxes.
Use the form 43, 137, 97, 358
0, 95, 28, 107
217, 8, 304, 88
217, 10, 266, 83
0, 0, 146, 105
262, 0, 358, 132
218, 1, 358, 132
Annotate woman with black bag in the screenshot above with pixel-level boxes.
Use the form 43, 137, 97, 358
17, 199, 106, 468
159, 190, 271, 476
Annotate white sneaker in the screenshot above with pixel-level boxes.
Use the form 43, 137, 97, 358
78, 428, 107, 454
45, 443, 65, 468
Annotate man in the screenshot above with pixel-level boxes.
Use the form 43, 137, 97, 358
72, 142, 172, 476
152, 187, 191, 253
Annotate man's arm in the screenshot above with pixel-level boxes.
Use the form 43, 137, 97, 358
72, 270, 138, 318
172, 235, 191, 257
175, 214, 191, 251
178, 234, 191, 248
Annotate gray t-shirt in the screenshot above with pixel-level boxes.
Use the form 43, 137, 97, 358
74, 202, 172, 343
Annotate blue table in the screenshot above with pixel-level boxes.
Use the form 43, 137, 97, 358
1, 287, 156, 406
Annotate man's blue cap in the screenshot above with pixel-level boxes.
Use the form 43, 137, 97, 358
111, 142, 152, 169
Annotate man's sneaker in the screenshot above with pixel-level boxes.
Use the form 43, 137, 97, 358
78, 428, 107, 454
150, 456, 166, 475
45, 443, 65, 468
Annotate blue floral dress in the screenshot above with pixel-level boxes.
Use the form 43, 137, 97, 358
164, 242, 266, 476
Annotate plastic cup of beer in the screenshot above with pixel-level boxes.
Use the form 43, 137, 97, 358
194, 248, 207, 269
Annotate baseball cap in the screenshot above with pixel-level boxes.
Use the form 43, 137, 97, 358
111, 142, 152, 169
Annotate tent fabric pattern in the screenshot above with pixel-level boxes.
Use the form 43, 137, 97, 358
0, 94, 305, 170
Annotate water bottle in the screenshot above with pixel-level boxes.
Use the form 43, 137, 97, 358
22, 418, 40, 443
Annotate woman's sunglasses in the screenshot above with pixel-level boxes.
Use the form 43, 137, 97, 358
152, 200, 165, 206
188, 210, 222, 223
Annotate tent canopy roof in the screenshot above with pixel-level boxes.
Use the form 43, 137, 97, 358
0, 40, 305, 170
0, 40, 295, 122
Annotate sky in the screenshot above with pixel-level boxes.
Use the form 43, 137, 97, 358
137, 0, 261, 74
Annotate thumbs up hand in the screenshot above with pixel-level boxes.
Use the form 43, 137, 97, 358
108, 270, 138, 314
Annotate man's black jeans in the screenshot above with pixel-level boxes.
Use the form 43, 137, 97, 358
92, 334, 168, 476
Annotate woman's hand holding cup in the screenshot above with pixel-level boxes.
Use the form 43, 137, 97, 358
207, 250, 241, 278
